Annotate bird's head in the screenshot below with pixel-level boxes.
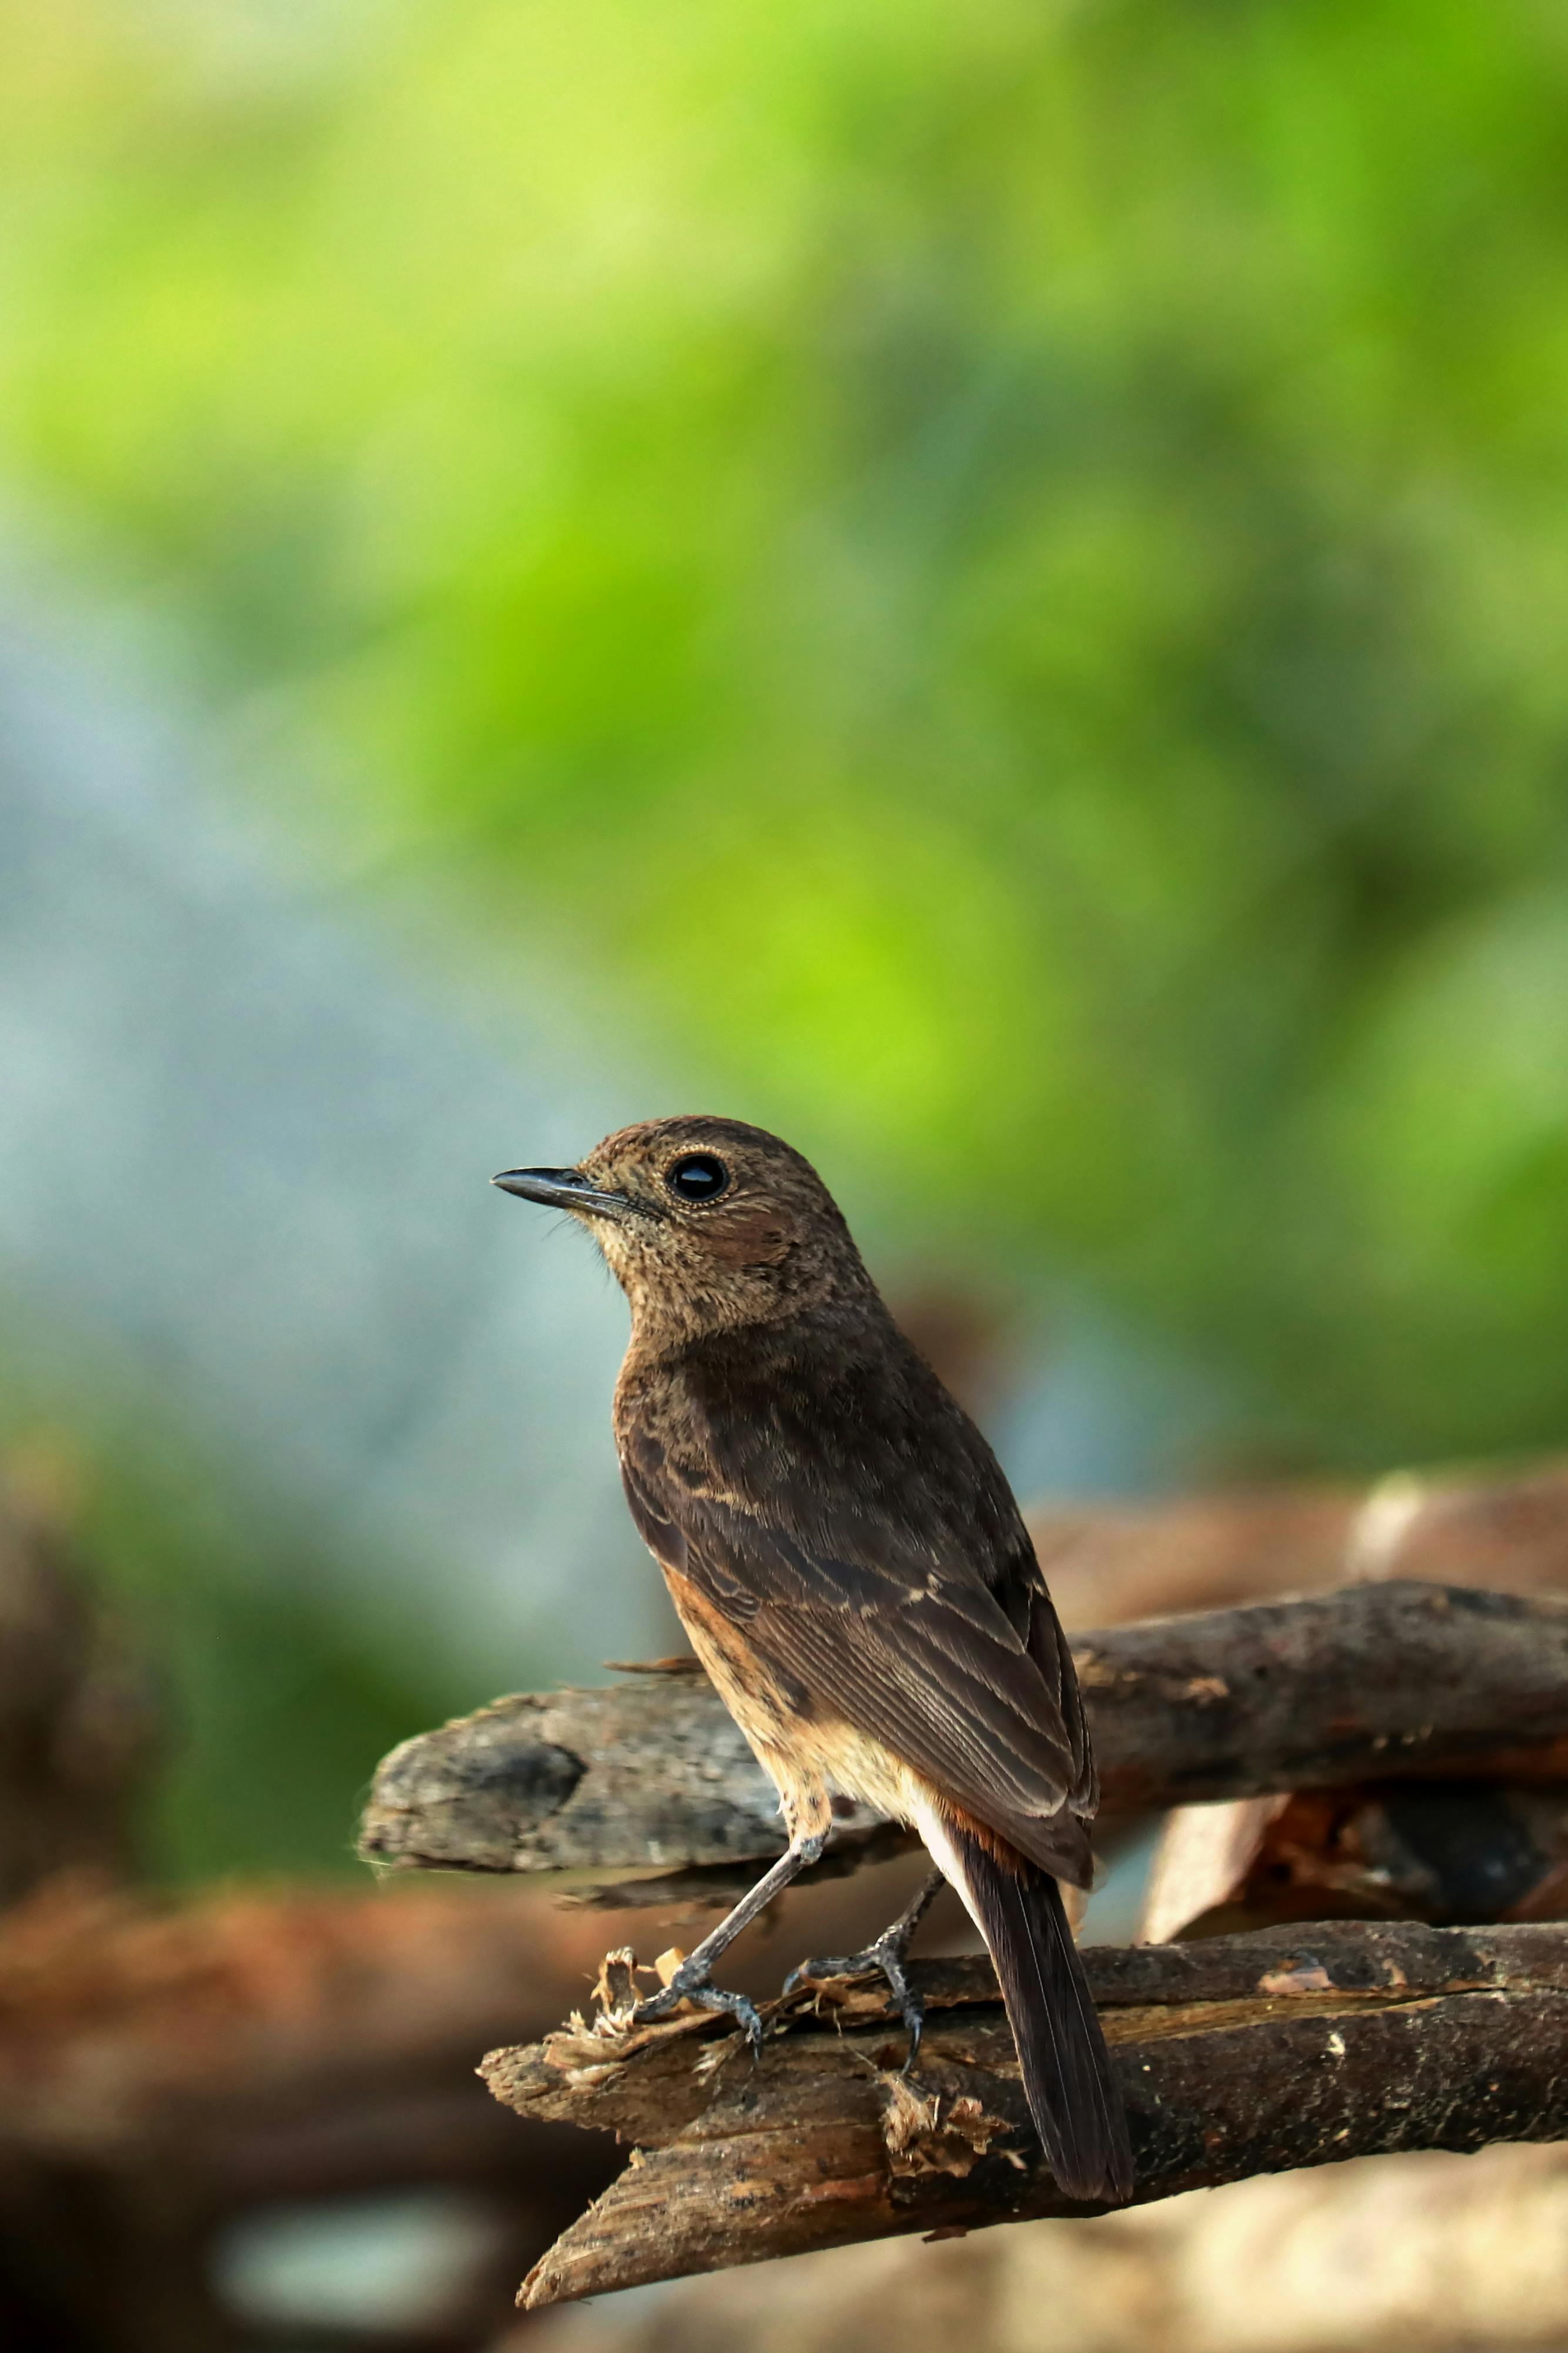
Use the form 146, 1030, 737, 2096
493, 1115, 875, 1340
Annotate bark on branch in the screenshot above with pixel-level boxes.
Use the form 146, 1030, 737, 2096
361, 1583, 1568, 1898
482, 1919, 1568, 2307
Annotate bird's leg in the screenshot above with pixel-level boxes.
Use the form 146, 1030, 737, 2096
627, 1829, 828, 2055
783, 1864, 946, 2067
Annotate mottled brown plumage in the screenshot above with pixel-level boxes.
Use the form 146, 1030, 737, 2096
493, 1115, 1133, 2205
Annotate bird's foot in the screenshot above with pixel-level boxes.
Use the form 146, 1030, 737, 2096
629, 1959, 765, 2058
783, 1932, 926, 2068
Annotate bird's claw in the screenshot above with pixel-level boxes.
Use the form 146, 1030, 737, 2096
629, 1967, 765, 2058
783, 1938, 925, 2068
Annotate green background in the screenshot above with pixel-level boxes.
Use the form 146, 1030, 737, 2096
5, 0, 1568, 1875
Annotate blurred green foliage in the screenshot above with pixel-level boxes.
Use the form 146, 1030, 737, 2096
6, 0, 1568, 1480
128, 1541, 463, 1882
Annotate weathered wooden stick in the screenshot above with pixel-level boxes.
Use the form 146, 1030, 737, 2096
361, 1584, 1568, 1894
480, 1919, 1568, 2307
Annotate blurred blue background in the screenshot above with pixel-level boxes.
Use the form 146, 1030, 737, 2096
4, 0, 1568, 1880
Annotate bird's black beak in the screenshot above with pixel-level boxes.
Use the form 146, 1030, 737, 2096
491, 1165, 633, 1219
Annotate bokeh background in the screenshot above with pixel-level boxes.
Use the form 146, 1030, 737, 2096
5, 0, 1568, 2342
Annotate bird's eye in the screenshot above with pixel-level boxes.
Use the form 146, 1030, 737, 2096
666, 1152, 729, 1204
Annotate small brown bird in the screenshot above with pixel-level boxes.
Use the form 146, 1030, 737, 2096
495, 1116, 1133, 2205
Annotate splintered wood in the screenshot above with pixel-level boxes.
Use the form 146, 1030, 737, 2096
357, 1572, 1568, 2308
479, 1921, 1568, 2305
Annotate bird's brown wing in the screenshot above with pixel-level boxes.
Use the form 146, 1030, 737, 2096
620, 1381, 1094, 1878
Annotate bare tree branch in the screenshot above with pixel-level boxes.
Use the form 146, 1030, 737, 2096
361, 1584, 1568, 1896
479, 1919, 1568, 2307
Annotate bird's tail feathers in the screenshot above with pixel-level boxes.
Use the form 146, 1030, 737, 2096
942, 1815, 1134, 2205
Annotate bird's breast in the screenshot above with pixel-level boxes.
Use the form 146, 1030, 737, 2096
662, 1565, 928, 1832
